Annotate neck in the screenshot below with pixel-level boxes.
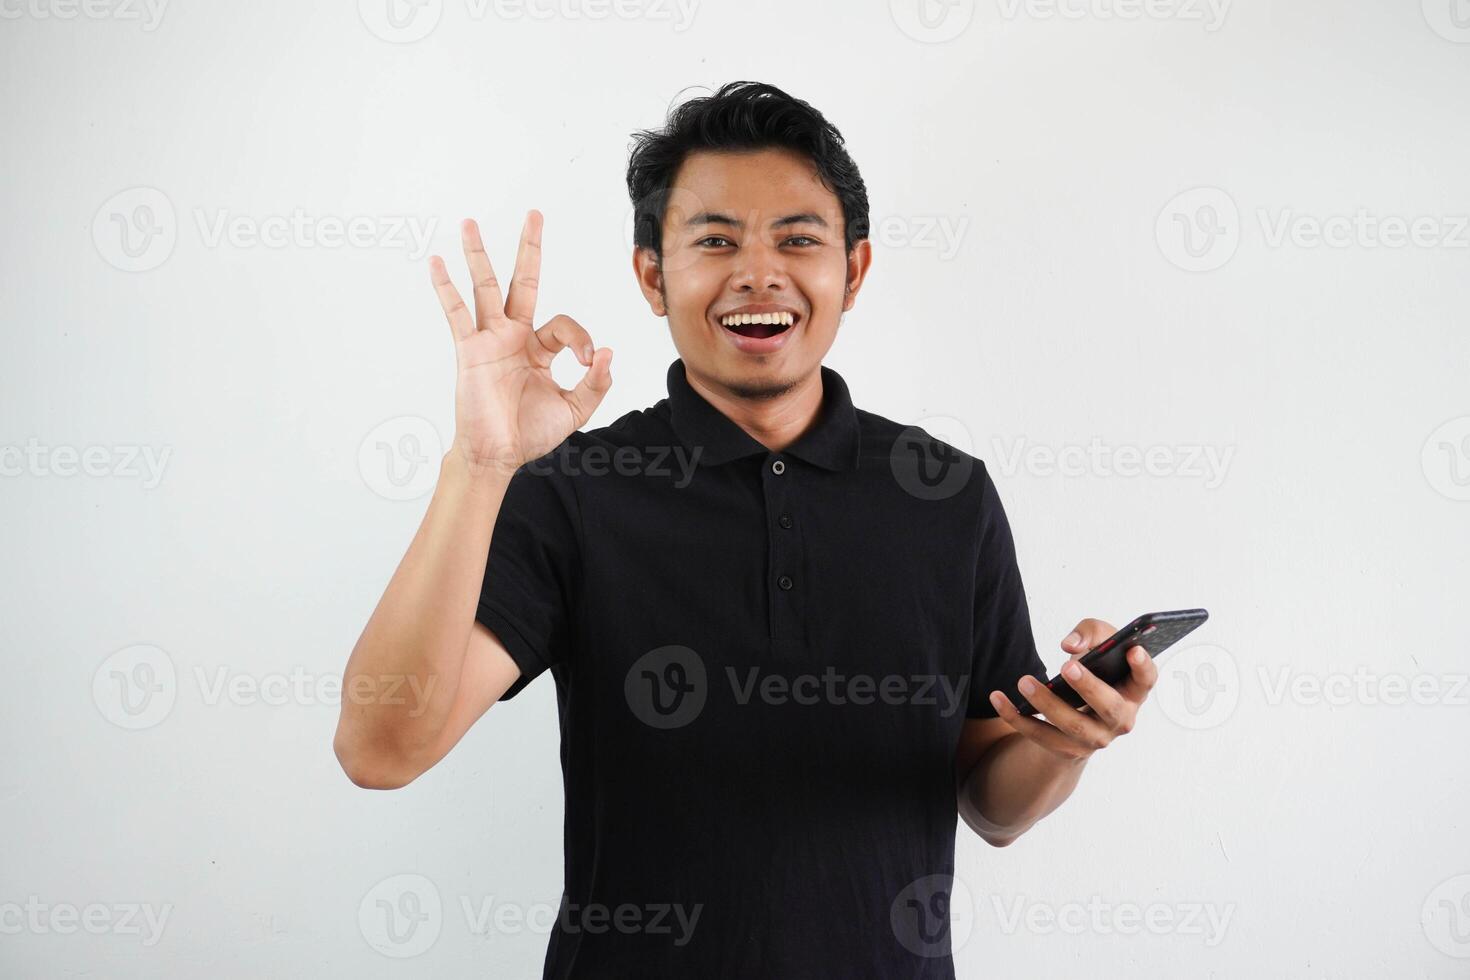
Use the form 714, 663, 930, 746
684, 364, 825, 455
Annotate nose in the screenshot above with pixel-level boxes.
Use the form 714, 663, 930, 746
730, 238, 789, 293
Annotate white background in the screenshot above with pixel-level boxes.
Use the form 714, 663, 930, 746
2, 0, 1468, 976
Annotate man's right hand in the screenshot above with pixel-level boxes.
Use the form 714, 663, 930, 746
430, 212, 613, 479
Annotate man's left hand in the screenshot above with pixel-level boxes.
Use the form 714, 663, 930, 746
987, 618, 1158, 762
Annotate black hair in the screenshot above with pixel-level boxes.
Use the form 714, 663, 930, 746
626, 81, 870, 262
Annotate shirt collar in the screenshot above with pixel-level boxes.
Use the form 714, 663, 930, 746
665, 358, 861, 472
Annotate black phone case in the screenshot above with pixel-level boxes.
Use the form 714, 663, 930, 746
1012, 608, 1209, 716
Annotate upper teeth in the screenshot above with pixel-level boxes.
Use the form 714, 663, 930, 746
720, 311, 795, 327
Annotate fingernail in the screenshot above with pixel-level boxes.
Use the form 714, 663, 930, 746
1019, 676, 1036, 694
582, 344, 593, 362
1062, 661, 1081, 679
1064, 631, 1081, 647
989, 692, 1004, 711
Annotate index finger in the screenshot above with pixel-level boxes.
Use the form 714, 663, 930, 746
1116, 645, 1159, 703
1057, 656, 1129, 725
460, 218, 506, 332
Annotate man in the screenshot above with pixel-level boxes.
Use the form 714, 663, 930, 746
334, 81, 1158, 978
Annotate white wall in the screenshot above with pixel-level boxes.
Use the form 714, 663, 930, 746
2, 0, 1467, 976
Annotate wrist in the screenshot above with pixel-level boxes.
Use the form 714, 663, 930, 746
1014, 731, 1091, 770
441, 445, 517, 497
1045, 747, 1092, 771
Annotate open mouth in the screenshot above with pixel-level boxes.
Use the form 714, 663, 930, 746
716, 311, 799, 339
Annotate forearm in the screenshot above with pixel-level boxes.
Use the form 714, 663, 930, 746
335, 451, 511, 766
957, 733, 1088, 845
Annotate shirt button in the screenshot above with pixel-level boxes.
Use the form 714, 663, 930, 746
771, 458, 786, 475
778, 514, 793, 529
777, 574, 793, 590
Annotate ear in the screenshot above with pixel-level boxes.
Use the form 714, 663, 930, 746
842, 238, 873, 312
632, 246, 667, 317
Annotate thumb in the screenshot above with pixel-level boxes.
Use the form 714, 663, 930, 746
1062, 617, 1114, 656
564, 347, 614, 429
1061, 629, 1090, 656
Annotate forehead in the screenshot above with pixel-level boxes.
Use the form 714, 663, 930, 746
666, 148, 841, 225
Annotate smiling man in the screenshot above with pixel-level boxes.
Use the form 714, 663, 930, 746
334, 81, 1158, 979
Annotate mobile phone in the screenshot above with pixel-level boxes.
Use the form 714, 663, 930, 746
1009, 608, 1209, 716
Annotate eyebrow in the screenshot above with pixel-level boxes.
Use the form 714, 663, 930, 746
684, 211, 830, 230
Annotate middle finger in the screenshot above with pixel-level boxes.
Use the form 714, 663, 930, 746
1019, 675, 1111, 746
503, 210, 543, 328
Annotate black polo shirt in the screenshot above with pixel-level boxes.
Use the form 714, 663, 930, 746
475, 357, 1045, 979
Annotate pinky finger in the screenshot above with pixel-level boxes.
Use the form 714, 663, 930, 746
429, 255, 474, 341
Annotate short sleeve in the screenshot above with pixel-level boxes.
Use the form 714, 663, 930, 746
966, 463, 1047, 718
474, 452, 581, 701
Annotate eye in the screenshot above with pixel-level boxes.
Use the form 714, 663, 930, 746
696, 235, 734, 248
784, 235, 820, 247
